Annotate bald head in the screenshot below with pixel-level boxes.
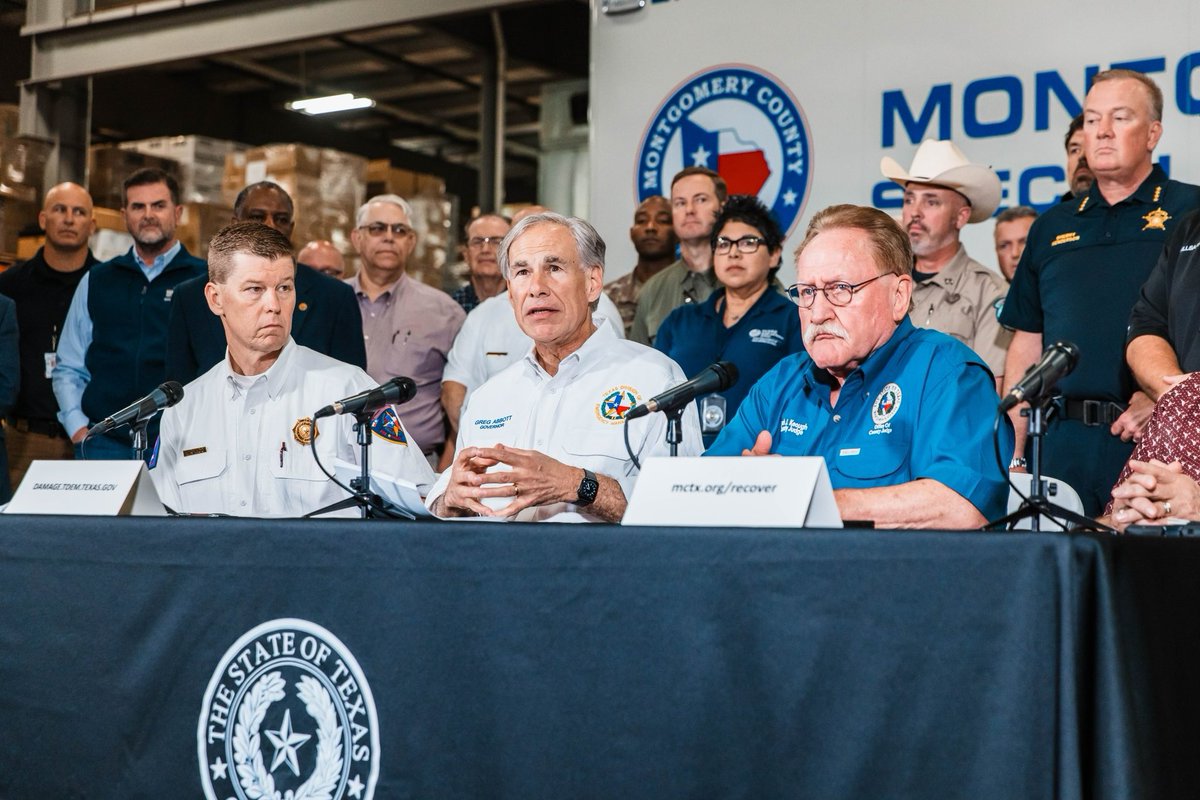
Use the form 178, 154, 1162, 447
40, 182, 95, 254
511, 205, 549, 224
297, 240, 345, 279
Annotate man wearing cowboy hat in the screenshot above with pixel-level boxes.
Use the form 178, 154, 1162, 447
881, 139, 1011, 388
999, 68, 1200, 515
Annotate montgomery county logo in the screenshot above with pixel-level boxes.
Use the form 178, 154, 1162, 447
198, 618, 380, 800
596, 385, 641, 424
635, 64, 813, 236
871, 382, 903, 428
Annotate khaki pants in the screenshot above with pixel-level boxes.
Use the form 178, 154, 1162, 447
6, 422, 74, 493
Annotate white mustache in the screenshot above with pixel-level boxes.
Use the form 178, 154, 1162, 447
803, 321, 849, 346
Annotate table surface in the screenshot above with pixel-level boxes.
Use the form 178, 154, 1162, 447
1, 514, 1198, 799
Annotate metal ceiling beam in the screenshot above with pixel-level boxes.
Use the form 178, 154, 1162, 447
22, 0, 530, 85
331, 33, 539, 115
212, 53, 540, 161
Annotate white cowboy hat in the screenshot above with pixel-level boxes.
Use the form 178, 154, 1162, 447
880, 139, 1001, 224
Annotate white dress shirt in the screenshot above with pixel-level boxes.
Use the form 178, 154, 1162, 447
427, 324, 702, 522
442, 289, 625, 395
152, 339, 434, 516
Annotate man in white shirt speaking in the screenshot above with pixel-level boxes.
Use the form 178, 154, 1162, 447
427, 212, 702, 523
151, 222, 434, 516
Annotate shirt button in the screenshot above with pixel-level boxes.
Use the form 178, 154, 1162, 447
240, 500, 247, 507
249, 408, 256, 415
537, 439, 544, 446
833, 414, 842, 422
243, 454, 251, 461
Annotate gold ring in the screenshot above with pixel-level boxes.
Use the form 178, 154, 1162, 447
513, 484, 520, 497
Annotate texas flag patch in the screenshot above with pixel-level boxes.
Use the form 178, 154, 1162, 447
370, 406, 409, 445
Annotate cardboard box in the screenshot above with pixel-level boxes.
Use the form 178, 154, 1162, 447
176, 202, 233, 258
88, 146, 182, 210
119, 135, 245, 205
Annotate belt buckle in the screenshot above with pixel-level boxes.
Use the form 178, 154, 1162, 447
1081, 399, 1102, 427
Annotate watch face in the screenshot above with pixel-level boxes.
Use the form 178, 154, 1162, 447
577, 469, 600, 506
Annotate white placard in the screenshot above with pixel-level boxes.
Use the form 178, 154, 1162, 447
5, 460, 166, 516
622, 456, 841, 528
332, 458, 433, 519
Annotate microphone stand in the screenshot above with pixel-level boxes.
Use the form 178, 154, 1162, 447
664, 406, 685, 457
129, 416, 152, 462
984, 397, 1109, 532
306, 411, 414, 520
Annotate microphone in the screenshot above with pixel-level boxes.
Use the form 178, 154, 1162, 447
314, 376, 417, 419
626, 361, 739, 420
998, 341, 1080, 412
85, 381, 185, 439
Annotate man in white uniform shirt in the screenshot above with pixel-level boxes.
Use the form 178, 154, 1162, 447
151, 222, 433, 516
427, 212, 702, 522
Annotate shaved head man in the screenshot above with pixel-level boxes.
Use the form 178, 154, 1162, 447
298, 240, 346, 279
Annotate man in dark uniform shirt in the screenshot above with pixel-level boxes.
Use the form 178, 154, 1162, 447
0, 182, 98, 487
1000, 69, 1200, 514
165, 181, 366, 384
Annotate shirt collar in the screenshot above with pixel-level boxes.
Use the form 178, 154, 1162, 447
802, 317, 916, 390
130, 240, 182, 273
221, 337, 298, 400
1077, 163, 1167, 212
350, 272, 407, 302
521, 317, 616, 379
915, 245, 969, 288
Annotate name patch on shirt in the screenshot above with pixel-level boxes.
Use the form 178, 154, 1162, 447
474, 414, 512, 430
183, 446, 207, 457
1051, 232, 1081, 247
780, 418, 808, 437
749, 328, 784, 346
1181, 242, 1200, 253
596, 385, 642, 424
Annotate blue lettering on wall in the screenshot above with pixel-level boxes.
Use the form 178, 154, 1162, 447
1178, 53, 1200, 114
963, 76, 1022, 138
881, 84, 951, 147
881, 52, 1200, 147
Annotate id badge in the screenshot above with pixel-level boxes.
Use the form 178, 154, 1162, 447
700, 393, 727, 434
44, 351, 57, 379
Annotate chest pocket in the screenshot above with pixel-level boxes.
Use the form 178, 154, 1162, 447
562, 422, 629, 478
380, 328, 447, 388
174, 445, 228, 485
270, 442, 330, 483
833, 433, 913, 483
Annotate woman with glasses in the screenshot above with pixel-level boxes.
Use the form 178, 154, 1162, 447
654, 195, 802, 444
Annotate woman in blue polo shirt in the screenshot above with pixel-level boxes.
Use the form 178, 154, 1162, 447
655, 194, 802, 444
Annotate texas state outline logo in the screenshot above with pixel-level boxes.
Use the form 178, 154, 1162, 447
634, 63, 813, 236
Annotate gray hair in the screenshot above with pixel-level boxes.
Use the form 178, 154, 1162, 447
995, 205, 1038, 225
356, 193, 413, 227
497, 212, 606, 280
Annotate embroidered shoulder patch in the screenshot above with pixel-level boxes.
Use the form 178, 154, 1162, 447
370, 406, 409, 444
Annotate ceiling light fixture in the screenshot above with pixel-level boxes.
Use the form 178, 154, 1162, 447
286, 93, 375, 115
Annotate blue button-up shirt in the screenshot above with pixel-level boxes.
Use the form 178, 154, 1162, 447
704, 318, 1012, 518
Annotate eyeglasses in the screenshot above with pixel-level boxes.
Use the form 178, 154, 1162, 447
714, 235, 767, 254
468, 236, 503, 249
786, 274, 888, 308
359, 222, 412, 238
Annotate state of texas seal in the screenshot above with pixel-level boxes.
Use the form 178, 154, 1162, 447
198, 618, 380, 800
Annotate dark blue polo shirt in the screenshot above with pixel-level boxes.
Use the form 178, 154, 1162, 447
654, 285, 802, 424
704, 318, 1010, 518
1000, 165, 1200, 401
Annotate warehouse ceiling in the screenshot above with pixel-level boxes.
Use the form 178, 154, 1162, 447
1, 0, 590, 207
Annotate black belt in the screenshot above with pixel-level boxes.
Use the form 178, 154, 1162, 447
8, 416, 68, 439
1057, 398, 1126, 427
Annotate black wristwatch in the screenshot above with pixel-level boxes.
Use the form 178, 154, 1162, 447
576, 468, 599, 507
